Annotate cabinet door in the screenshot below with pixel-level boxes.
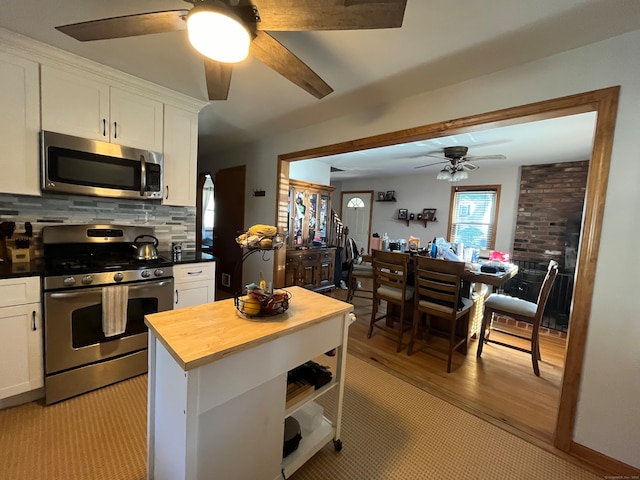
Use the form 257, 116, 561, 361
175, 280, 214, 309
110, 87, 163, 151
0, 303, 43, 399
163, 105, 198, 206
174, 262, 216, 308
41, 65, 110, 141
317, 250, 335, 290
0, 51, 40, 196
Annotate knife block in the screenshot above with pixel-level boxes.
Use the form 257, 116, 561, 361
5, 239, 33, 263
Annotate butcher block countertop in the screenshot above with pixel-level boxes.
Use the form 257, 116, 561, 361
144, 286, 353, 371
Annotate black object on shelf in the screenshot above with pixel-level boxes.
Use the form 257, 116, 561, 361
283, 416, 302, 458
288, 361, 332, 390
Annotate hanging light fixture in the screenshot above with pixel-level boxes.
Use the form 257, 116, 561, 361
187, 2, 251, 63
436, 164, 469, 182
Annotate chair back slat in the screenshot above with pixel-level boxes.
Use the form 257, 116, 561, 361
534, 260, 559, 318
372, 251, 410, 291
414, 256, 465, 313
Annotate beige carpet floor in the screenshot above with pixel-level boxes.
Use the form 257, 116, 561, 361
0, 355, 599, 480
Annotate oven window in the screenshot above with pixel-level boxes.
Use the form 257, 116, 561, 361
71, 297, 158, 348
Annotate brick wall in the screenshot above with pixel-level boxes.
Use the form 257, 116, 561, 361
512, 161, 589, 268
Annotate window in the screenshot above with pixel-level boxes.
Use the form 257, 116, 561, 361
202, 175, 214, 247
448, 185, 500, 249
346, 197, 365, 208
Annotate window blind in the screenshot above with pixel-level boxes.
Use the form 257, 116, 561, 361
450, 188, 498, 249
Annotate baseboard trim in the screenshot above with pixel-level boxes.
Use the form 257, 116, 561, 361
570, 441, 640, 477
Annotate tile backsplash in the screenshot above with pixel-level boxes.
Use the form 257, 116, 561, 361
0, 193, 196, 257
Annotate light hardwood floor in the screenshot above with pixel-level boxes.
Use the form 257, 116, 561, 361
329, 281, 566, 448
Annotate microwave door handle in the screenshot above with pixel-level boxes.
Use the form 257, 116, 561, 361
140, 154, 147, 197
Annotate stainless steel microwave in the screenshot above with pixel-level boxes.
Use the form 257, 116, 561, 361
41, 131, 163, 200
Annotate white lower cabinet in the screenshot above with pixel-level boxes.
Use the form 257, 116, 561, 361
173, 262, 215, 309
0, 277, 43, 400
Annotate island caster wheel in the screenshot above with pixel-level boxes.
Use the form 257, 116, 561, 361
333, 439, 343, 451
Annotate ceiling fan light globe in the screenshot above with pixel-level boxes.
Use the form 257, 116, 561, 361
452, 169, 469, 182
187, 8, 250, 63
437, 168, 452, 181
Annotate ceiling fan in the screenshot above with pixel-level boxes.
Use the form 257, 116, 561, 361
414, 146, 507, 181
54, 0, 407, 101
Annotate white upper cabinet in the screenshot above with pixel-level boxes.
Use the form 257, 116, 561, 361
0, 51, 40, 196
163, 105, 198, 206
41, 65, 163, 152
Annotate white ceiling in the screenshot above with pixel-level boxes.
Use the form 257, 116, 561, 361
317, 112, 598, 180
1, 0, 638, 159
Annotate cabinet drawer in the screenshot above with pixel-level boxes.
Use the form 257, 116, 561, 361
0, 277, 40, 308
173, 263, 215, 283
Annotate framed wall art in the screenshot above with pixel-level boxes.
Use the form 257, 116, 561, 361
422, 208, 437, 221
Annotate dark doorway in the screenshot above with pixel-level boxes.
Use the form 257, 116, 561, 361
213, 165, 246, 298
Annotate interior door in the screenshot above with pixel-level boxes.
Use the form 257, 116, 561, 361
341, 191, 373, 254
213, 166, 246, 297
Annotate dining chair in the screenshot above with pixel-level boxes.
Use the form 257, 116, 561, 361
345, 237, 373, 303
368, 250, 414, 352
476, 260, 559, 376
407, 256, 474, 373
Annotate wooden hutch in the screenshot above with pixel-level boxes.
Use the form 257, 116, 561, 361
285, 179, 337, 293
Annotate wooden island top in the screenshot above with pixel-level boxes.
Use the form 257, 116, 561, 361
144, 286, 353, 371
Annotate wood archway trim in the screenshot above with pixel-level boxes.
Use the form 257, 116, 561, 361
275, 86, 620, 460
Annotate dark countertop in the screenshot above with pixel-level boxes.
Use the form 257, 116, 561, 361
161, 250, 216, 264
0, 259, 45, 279
0, 251, 216, 280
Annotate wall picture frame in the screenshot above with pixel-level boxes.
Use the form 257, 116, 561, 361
422, 208, 436, 221
377, 192, 386, 201
398, 208, 408, 220
386, 190, 396, 201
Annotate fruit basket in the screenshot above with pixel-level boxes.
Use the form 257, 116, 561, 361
235, 232, 284, 250
235, 289, 292, 318
235, 224, 284, 250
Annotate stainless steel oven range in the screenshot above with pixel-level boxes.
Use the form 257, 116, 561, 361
42, 224, 173, 404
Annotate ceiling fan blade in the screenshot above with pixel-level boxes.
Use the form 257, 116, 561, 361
418, 153, 447, 160
55, 10, 188, 41
463, 154, 507, 161
254, 0, 406, 31
415, 160, 449, 169
462, 163, 480, 171
250, 31, 333, 99
204, 58, 233, 101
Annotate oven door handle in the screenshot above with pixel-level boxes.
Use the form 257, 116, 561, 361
48, 280, 173, 298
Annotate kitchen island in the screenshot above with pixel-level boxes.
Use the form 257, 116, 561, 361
144, 286, 354, 480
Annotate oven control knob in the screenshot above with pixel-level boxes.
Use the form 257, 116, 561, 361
141, 270, 151, 278
154, 269, 164, 277
114, 272, 124, 282
81, 275, 93, 285
63, 276, 76, 287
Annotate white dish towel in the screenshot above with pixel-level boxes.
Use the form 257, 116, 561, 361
102, 284, 129, 337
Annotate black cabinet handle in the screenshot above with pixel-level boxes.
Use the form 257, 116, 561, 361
175, 289, 179, 305
102, 119, 106, 136
31, 311, 36, 331
165, 185, 169, 200
113, 121, 118, 139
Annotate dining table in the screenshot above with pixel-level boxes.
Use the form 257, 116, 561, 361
368, 250, 519, 355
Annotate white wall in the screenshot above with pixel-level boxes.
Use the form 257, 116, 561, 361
339, 165, 520, 252
200, 29, 640, 468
